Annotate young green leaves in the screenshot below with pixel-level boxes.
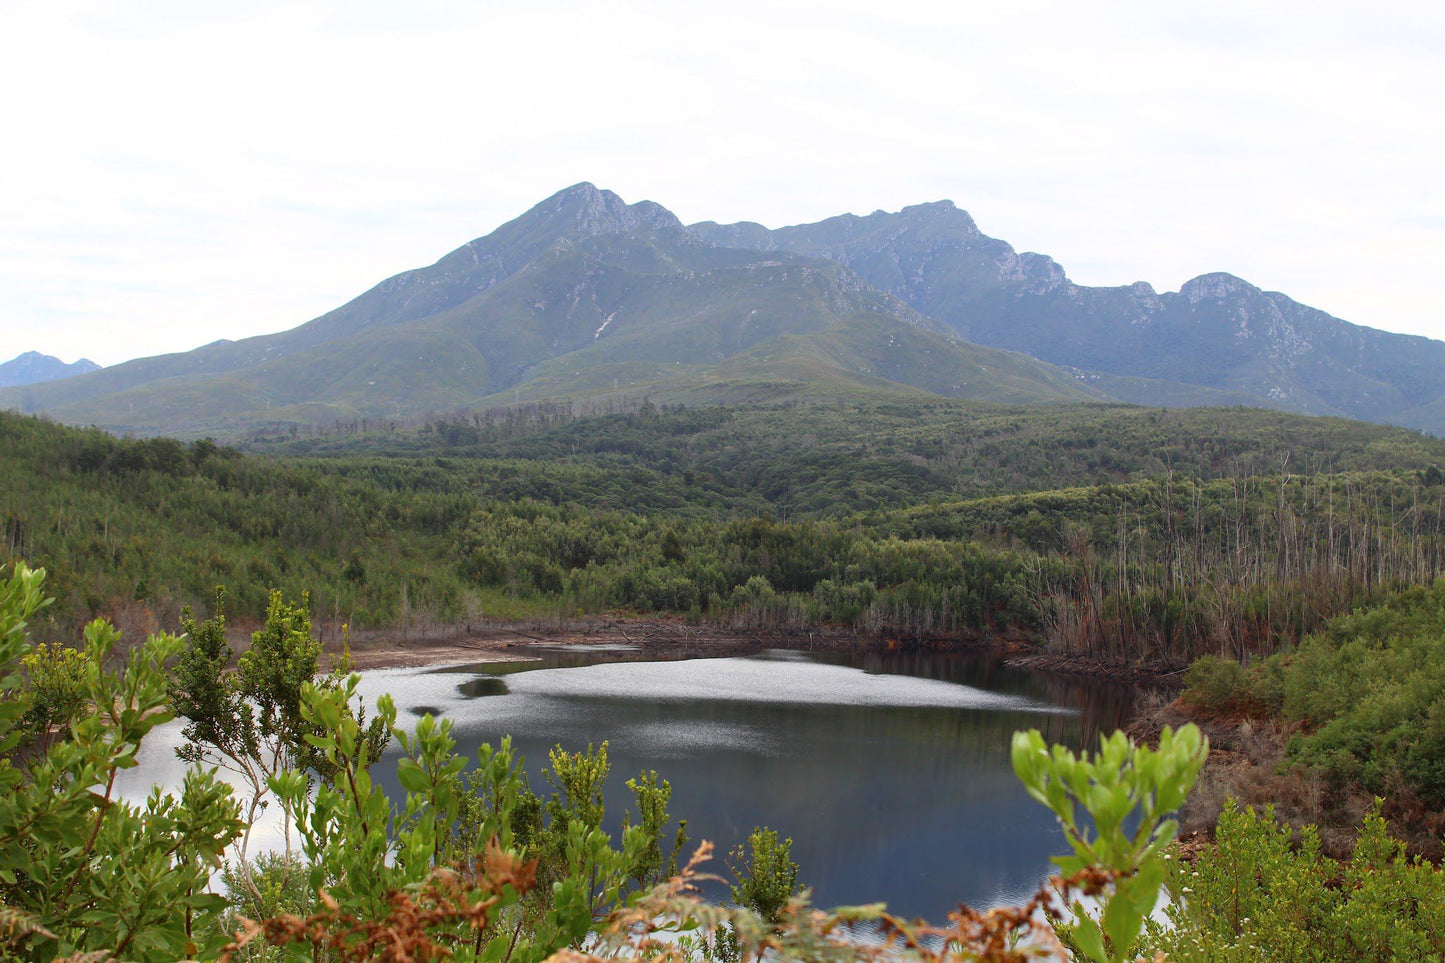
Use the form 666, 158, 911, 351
1011, 723, 1207, 963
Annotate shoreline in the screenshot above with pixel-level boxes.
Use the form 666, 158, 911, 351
331, 616, 1179, 686
334, 617, 879, 671
1000, 652, 1186, 689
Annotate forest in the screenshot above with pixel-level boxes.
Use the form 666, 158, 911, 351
6, 402, 1444, 671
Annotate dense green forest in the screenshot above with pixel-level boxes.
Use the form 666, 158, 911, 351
258, 399, 1445, 513
0, 412, 472, 636
5, 401, 1445, 667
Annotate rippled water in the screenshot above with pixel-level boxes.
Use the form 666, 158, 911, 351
119, 647, 1131, 921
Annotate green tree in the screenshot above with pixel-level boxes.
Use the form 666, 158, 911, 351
169, 587, 387, 903
0, 563, 244, 961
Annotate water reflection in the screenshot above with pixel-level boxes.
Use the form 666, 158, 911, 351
360, 648, 1131, 921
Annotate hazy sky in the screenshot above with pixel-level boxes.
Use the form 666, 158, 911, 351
2, 1, 1441, 367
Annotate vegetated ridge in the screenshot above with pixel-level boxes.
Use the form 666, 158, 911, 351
8, 400, 1445, 670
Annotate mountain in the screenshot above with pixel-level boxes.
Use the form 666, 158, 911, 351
691, 204, 1445, 432
0, 352, 100, 388
7, 183, 1439, 437
0, 185, 1097, 434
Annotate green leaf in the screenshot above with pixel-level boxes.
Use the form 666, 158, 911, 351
1102, 887, 1145, 961
1070, 912, 1110, 963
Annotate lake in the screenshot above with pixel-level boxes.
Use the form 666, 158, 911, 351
119, 646, 1131, 922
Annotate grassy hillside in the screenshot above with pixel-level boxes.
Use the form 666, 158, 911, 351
475, 316, 1102, 410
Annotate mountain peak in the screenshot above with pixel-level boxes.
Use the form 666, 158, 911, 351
16, 184, 1445, 437
556, 180, 602, 198
1179, 272, 1259, 303
0, 352, 100, 388
898, 199, 980, 235
529, 183, 684, 238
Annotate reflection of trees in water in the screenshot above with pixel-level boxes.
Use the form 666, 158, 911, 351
1031, 673, 1135, 749
457, 646, 1134, 754
406, 649, 1136, 919
822, 648, 1134, 747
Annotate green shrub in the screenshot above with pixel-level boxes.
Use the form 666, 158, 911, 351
727, 827, 801, 924
1149, 801, 1445, 961
15, 641, 90, 746
1182, 655, 1252, 714
1276, 581, 1445, 803
0, 563, 244, 961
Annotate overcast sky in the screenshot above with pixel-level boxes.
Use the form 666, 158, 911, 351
1, 0, 1441, 367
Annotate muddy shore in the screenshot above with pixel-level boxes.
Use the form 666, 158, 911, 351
331, 616, 1178, 687
1000, 652, 1187, 688
335, 617, 887, 671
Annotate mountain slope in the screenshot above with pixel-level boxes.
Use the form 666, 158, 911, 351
0, 352, 100, 388
0, 185, 1096, 433
487, 313, 1103, 408
12, 183, 1431, 437
692, 205, 1445, 433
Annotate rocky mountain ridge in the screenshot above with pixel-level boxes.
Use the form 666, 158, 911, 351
692, 205, 1445, 430
0, 185, 1096, 434
3, 183, 1441, 435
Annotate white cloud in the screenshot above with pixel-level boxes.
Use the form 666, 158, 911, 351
1, 0, 1440, 365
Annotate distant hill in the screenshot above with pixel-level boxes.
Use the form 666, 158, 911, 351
0, 352, 100, 388
0, 185, 1096, 434
691, 203, 1445, 433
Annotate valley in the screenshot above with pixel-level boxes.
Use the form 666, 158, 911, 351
6, 187, 1445, 961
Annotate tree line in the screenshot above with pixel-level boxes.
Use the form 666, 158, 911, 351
6, 405, 1445, 668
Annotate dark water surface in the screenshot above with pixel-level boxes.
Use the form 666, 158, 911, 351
358, 647, 1132, 921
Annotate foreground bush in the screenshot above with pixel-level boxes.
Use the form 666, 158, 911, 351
0, 562, 243, 959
